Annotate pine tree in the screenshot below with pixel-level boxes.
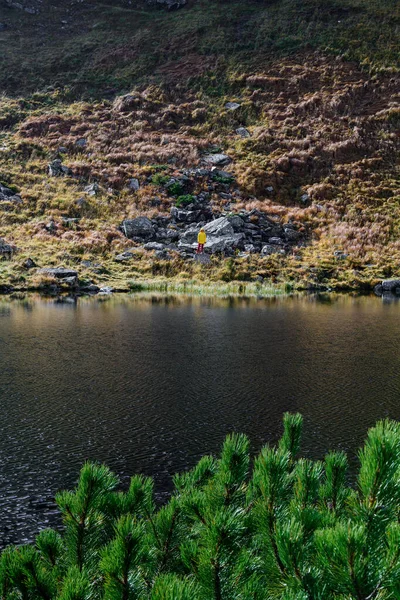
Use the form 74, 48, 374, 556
1, 414, 400, 599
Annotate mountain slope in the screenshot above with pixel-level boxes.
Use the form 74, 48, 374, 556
0, 0, 399, 292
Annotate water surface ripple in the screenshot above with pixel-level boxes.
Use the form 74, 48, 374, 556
0, 293, 399, 545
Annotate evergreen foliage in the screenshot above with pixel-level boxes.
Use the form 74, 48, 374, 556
2, 414, 400, 599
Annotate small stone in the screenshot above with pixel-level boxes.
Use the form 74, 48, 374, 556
236, 127, 250, 138
127, 178, 140, 192
268, 237, 285, 246
261, 244, 285, 256
225, 102, 241, 111
98, 286, 114, 295
76, 138, 87, 148
203, 154, 231, 166
38, 267, 78, 278
76, 197, 88, 208
22, 258, 36, 269
144, 242, 165, 251
84, 183, 100, 196
115, 252, 135, 262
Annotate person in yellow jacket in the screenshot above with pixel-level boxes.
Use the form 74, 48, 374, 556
197, 228, 206, 254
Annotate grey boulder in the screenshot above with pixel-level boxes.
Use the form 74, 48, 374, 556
236, 127, 250, 138
0, 238, 14, 259
203, 154, 231, 167
144, 242, 166, 251
225, 102, 241, 111
38, 267, 78, 278
204, 217, 234, 237
375, 280, 400, 295
228, 215, 245, 232
128, 178, 140, 192
122, 217, 155, 240
48, 160, 72, 177
261, 245, 285, 256
115, 252, 135, 262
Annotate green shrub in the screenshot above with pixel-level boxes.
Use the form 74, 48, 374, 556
3, 414, 400, 599
175, 194, 195, 208
151, 173, 170, 187
212, 173, 234, 185
167, 182, 184, 197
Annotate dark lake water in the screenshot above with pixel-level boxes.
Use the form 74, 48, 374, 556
0, 292, 400, 546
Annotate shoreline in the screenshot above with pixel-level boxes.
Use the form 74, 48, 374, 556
0, 277, 386, 300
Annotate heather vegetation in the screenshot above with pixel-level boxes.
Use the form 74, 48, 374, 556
0, 0, 399, 292
3, 414, 400, 599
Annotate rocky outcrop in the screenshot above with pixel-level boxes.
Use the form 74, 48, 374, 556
120, 206, 304, 259
374, 280, 400, 296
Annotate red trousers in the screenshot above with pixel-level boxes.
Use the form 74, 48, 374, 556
197, 243, 204, 254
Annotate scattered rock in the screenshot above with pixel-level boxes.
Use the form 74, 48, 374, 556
204, 217, 234, 237
0, 183, 22, 203
202, 154, 231, 167
268, 237, 285, 246
236, 127, 250, 138
155, 249, 171, 260
228, 215, 245, 232
127, 178, 140, 192
374, 279, 400, 296
98, 286, 114, 295
48, 159, 72, 177
84, 183, 100, 196
144, 242, 166, 251
261, 244, 285, 256
45, 220, 57, 234
156, 228, 179, 242
75, 197, 88, 209
334, 251, 348, 261
79, 282, 100, 294
115, 251, 135, 262
22, 258, 36, 269
122, 217, 155, 240
75, 138, 87, 148
283, 225, 301, 242
62, 217, 80, 227
0, 238, 14, 259
225, 102, 241, 111
38, 267, 78, 278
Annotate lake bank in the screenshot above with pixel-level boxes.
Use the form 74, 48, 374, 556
0, 272, 390, 299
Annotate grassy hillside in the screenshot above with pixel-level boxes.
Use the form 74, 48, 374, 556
0, 0, 399, 292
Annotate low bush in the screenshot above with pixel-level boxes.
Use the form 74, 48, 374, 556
2, 414, 400, 599
175, 194, 195, 208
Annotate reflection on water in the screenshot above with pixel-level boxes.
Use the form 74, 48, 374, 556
0, 292, 400, 545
